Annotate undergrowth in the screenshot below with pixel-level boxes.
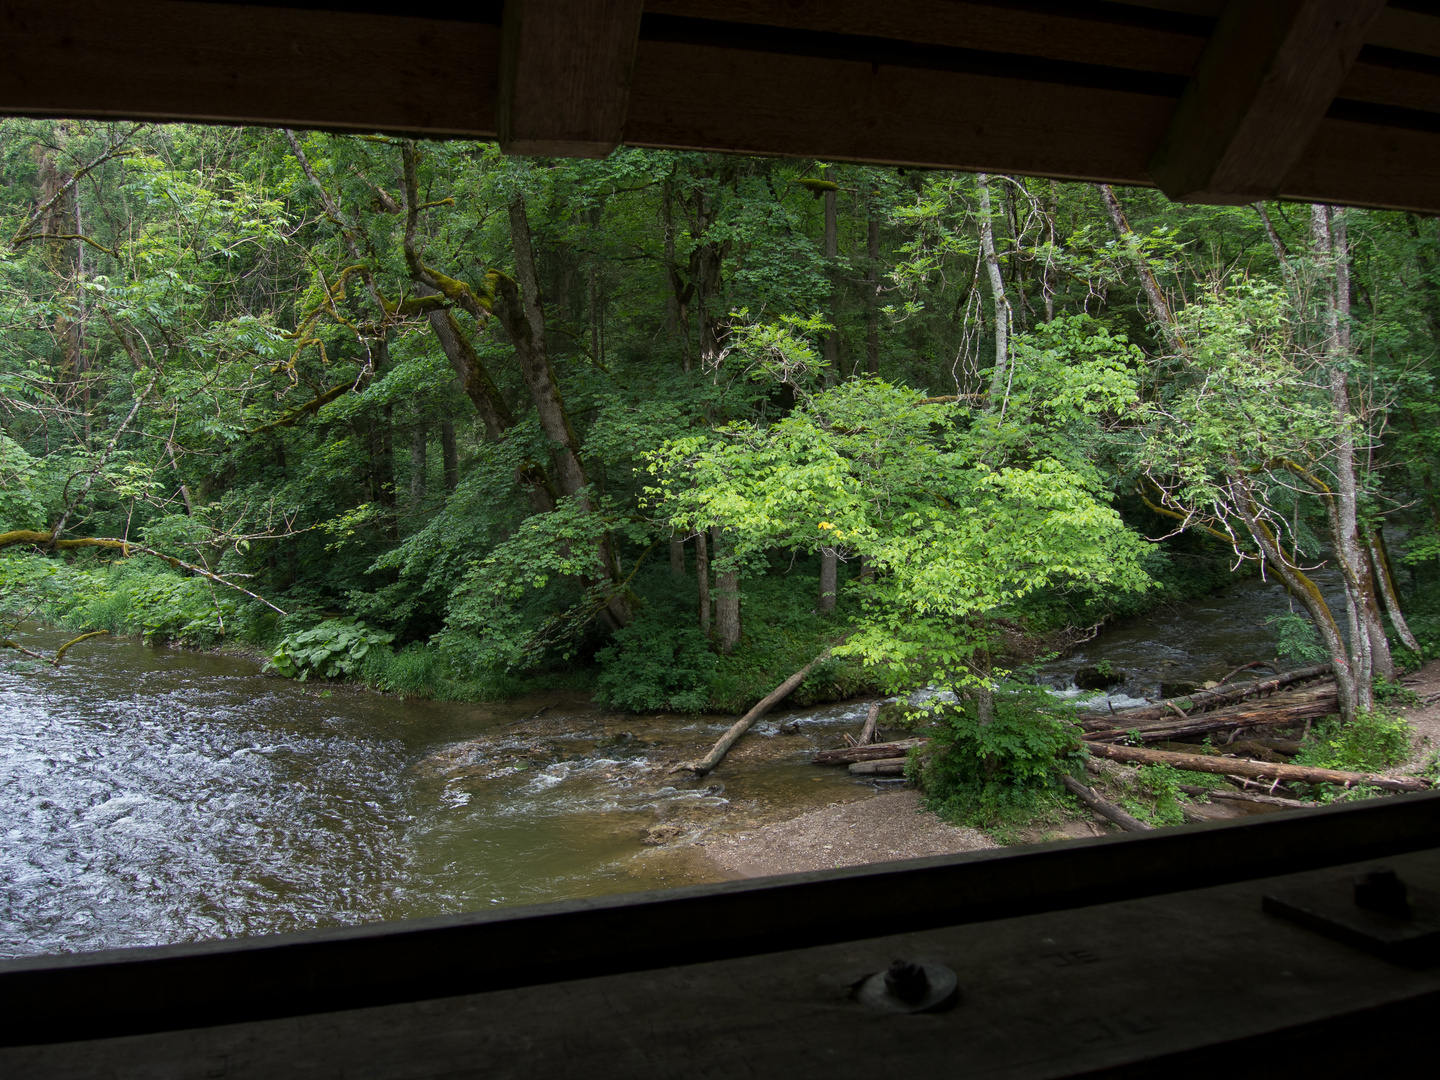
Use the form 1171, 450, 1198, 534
1295, 709, 1412, 774
913, 682, 1084, 834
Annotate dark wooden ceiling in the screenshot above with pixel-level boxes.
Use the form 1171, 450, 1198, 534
4, 1, 1440, 210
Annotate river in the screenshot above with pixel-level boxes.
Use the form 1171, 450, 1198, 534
0, 571, 1342, 958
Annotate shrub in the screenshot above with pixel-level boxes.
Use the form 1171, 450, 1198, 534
1295, 709, 1412, 773
915, 682, 1083, 829
596, 602, 716, 712
360, 641, 445, 697
1118, 764, 1189, 826
267, 618, 395, 681
1373, 677, 1421, 707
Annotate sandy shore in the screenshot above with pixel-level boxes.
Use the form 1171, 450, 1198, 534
692, 789, 997, 877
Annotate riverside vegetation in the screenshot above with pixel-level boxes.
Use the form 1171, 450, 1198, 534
3, 120, 1439, 830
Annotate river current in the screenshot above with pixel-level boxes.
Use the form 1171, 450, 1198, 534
1, 571, 1343, 958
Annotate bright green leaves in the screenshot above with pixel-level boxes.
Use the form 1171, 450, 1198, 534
266, 617, 395, 681
653, 376, 1152, 692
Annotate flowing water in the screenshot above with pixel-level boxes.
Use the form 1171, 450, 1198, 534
0, 629, 879, 959
0, 571, 1344, 959
1037, 570, 1347, 711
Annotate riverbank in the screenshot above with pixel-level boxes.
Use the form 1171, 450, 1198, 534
1396, 660, 1440, 776
691, 790, 996, 876
647, 659, 1440, 883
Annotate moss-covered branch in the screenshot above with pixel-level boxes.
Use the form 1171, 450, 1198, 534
0, 533, 286, 615
247, 381, 350, 435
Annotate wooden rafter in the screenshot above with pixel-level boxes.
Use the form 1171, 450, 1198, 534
1148, 0, 1389, 204
7, 2, 1440, 211
497, 0, 645, 157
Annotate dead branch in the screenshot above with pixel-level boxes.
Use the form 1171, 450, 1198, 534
680, 646, 837, 776
1058, 773, 1153, 832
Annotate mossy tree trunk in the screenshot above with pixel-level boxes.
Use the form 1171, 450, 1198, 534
712, 525, 740, 655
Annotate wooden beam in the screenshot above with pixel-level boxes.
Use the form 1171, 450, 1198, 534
1, 791, 1439, 1045
8, 853, 1440, 1076
3, 2, 1440, 212
625, 36, 1176, 182
497, 0, 645, 157
0, 0, 499, 135
643, 0, 1213, 76
1148, 0, 1389, 203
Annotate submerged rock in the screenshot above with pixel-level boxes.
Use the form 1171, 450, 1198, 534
1075, 666, 1125, 691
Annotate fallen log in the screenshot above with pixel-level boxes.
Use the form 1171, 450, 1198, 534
680, 647, 836, 776
1151, 738, 1290, 764
1226, 739, 1298, 762
815, 738, 927, 766
1178, 784, 1311, 810
856, 702, 881, 746
1083, 685, 1337, 744
848, 757, 908, 776
1058, 774, 1153, 832
1087, 741, 1430, 793
1233, 737, 1304, 756
1092, 662, 1333, 725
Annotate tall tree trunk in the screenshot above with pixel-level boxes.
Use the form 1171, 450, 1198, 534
670, 534, 686, 576
1369, 531, 1422, 653
410, 420, 427, 507
866, 216, 881, 375
819, 181, 840, 607
675, 162, 728, 372
661, 176, 689, 370
34, 138, 87, 437
1097, 183, 1180, 352
1232, 487, 1361, 723
441, 419, 459, 492
399, 144, 557, 513
1313, 204, 1391, 687
1043, 181, 1060, 323
976, 174, 1012, 404
370, 403, 397, 540
712, 525, 740, 655
1006, 182, 1030, 333
822, 185, 839, 382
696, 527, 711, 637
419, 288, 515, 439
501, 197, 632, 628
588, 203, 603, 365
818, 547, 838, 612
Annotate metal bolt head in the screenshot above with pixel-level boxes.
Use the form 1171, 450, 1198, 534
855, 958, 959, 1014
1355, 867, 1410, 918
883, 960, 930, 1004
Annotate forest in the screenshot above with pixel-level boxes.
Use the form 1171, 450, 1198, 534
2, 119, 1438, 825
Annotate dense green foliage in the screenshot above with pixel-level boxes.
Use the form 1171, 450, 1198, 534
914, 685, 1085, 829
267, 618, 394, 681
2, 119, 1438, 743
1296, 710, 1413, 774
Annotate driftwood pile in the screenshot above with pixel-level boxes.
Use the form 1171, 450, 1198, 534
809, 661, 1432, 807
